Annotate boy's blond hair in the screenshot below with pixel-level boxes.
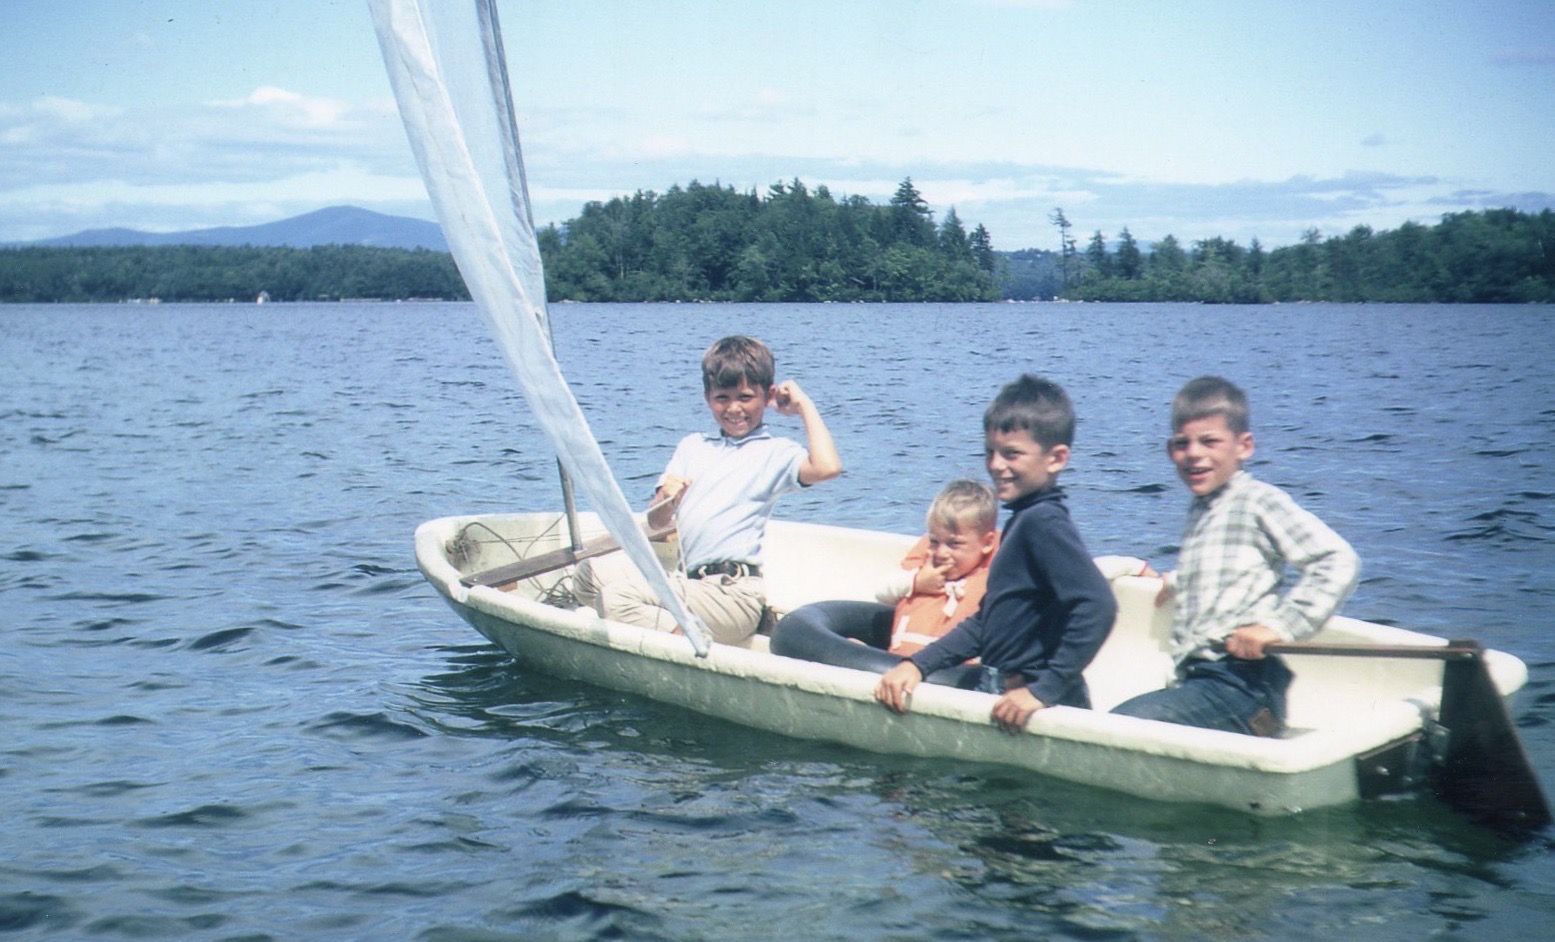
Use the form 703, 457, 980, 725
1171, 375, 1250, 434
926, 479, 998, 534
701, 336, 776, 392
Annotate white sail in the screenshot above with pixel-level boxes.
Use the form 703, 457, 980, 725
369, 0, 711, 655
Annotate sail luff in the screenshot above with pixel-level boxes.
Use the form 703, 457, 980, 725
368, 0, 711, 655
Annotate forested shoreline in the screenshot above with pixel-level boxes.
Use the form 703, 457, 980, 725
1059, 207, 1555, 304
1, 186, 1550, 304
0, 244, 468, 304
536, 178, 1000, 302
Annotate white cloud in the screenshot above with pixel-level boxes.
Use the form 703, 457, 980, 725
208, 86, 366, 132
0, 87, 406, 190
696, 88, 817, 123
32, 95, 107, 123
0, 85, 423, 241
636, 134, 695, 158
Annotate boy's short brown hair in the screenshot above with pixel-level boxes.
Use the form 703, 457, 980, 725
702, 336, 776, 392
983, 374, 1075, 449
1171, 376, 1250, 434
926, 479, 998, 534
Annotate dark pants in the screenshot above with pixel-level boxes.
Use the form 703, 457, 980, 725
770, 600, 902, 672
1110, 656, 1293, 736
770, 600, 1075, 700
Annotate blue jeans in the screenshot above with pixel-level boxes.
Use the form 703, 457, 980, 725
1110, 657, 1292, 736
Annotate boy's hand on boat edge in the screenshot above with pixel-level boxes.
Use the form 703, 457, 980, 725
992, 688, 1045, 734
875, 662, 923, 714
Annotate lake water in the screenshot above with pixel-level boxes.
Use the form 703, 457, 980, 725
2, 300, 1553, 940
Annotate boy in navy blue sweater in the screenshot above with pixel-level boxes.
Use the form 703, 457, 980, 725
875, 375, 1118, 733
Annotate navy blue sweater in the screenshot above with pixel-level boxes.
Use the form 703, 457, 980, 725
907, 485, 1117, 707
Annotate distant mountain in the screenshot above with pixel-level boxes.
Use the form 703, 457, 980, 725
30, 206, 448, 252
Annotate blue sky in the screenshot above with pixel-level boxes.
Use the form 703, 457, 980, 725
3, 0, 1552, 252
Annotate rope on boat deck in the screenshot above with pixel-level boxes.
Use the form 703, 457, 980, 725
449, 518, 562, 569
449, 518, 581, 607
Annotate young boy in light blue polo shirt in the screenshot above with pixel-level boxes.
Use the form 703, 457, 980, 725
573, 335, 841, 644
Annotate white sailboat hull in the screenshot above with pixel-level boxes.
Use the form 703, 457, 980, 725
415, 512, 1529, 816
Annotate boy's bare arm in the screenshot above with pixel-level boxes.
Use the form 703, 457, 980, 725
772, 380, 842, 485
646, 475, 690, 536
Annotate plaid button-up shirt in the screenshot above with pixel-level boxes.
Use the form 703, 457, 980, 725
1169, 470, 1360, 664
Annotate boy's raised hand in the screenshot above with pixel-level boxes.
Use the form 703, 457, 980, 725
769, 380, 812, 416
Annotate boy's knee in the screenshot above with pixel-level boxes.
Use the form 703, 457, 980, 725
598, 584, 656, 628
570, 559, 602, 608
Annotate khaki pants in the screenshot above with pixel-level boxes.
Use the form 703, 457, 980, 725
572, 553, 765, 645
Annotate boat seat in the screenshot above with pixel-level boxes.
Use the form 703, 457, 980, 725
1083, 576, 1177, 712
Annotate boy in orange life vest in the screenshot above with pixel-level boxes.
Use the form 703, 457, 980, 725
769, 470, 1150, 675
875, 479, 1000, 656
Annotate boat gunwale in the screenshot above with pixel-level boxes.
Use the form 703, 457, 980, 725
414, 513, 1453, 779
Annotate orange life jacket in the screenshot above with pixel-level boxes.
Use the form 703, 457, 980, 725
888, 533, 999, 656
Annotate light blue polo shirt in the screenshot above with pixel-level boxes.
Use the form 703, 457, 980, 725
662, 425, 806, 570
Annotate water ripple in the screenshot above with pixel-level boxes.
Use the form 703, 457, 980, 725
309, 710, 431, 741
189, 626, 255, 650
138, 803, 250, 829
0, 892, 74, 933
2, 301, 1553, 940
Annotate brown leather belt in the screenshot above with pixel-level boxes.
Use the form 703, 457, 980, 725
978, 667, 1029, 693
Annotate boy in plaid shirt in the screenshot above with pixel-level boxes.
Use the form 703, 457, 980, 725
1111, 376, 1359, 736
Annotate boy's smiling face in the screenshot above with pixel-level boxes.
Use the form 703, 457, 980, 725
705, 380, 770, 439
985, 427, 1069, 503
1167, 413, 1254, 497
